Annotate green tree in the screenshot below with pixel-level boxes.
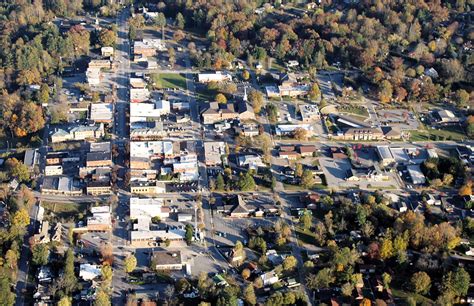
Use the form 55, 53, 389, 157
380, 236, 394, 260
238, 172, 256, 191
62, 249, 77, 294
215, 93, 227, 104
308, 83, 321, 100
455, 89, 470, 107
378, 80, 393, 103
299, 209, 312, 230
216, 173, 225, 191
185, 224, 194, 245
12, 208, 30, 227
242, 70, 250, 80
442, 267, 471, 298
38, 83, 50, 104
248, 90, 264, 114
0, 274, 15, 306
382, 272, 392, 289
295, 163, 303, 178
175, 12, 185, 29
306, 268, 335, 289
5, 158, 30, 182
301, 170, 314, 189
98, 29, 117, 47
411, 271, 431, 295
94, 288, 111, 306
243, 284, 256, 305
154, 13, 166, 40
282, 255, 297, 271
101, 264, 113, 288
58, 296, 72, 306
32, 243, 49, 266
124, 254, 137, 274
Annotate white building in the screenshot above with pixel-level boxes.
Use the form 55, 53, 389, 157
79, 264, 101, 281
90, 103, 113, 123
45, 165, 63, 176
275, 124, 313, 136
130, 100, 170, 122
86, 67, 101, 86
101, 46, 114, 57
130, 197, 170, 220
198, 71, 232, 83
130, 88, 150, 103
130, 141, 174, 159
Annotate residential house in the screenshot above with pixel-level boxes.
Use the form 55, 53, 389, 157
279, 151, 299, 160
299, 145, 316, 157
260, 271, 279, 286
24, 149, 39, 171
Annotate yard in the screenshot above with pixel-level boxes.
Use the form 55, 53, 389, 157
41, 201, 89, 221
295, 226, 317, 246
338, 105, 369, 120
151, 73, 188, 90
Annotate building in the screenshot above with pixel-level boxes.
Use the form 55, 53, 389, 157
279, 151, 299, 160
50, 124, 105, 143
198, 71, 232, 83
130, 141, 174, 160
130, 88, 150, 103
41, 176, 82, 196
90, 103, 113, 123
204, 142, 226, 166
130, 181, 166, 195
133, 39, 166, 58
407, 165, 426, 185
46, 152, 70, 165
44, 165, 63, 176
237, 155, 265, 169
436, 110, 459, 123
86, 67, 102, 85
130, 77, 147, 88
86, 152, 112, 167
86, 181, 112, 196
89, 142, 111, 153
275, 124, 313, 136
130, 100, 170, 121
79, 264, 101, 281
87, 206, 112, 231
341, 127, 384, 141
299, 145, 316, 157
151, 251, 184, 270
299, 104, 320, 122
130, 197, 170, 220
88, 60, 113, 69
24, 149, 39, 170
260, 271, 279, 286
235, 124, 259, 137
377, 146, 395, 167
201, 101, 255, 124
101, 46, 114, 57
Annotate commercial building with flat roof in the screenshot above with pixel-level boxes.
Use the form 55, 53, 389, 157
151, 251, 184, 270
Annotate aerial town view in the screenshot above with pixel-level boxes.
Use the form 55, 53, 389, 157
0, 0, 473, 305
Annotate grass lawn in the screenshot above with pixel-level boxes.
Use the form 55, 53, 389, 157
42, 201, 89, 221
152, 73, 188, 90
409, 125, 466, 142
295, 226, 317, 246
195, 86, 218, 101
338, 105, 369, 118
391, 288, 434, 305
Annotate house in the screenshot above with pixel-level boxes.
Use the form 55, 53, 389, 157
299, 145, 316, 157
24, 149, 39, 171
286, 60, 299, 68
299, 104, 320, 122
101, 46, 114, 57
79, 264, 101, 281
32, 221, 50, 244
87, 206, 112, 231
237, 155, 265, 169
151, 251, 184, 270
86, 152, 112, 167
260, 271, 279, 286
279, 151, 299, 160
204, 142, 226, 166
90, 103, 113, 123
86, 181, 112, 196
44, 165, 63, 176
41, 176, 82, 196
198, 71, 232, 83
235, 124, 260, 137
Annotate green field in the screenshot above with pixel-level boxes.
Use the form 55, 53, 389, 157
152, 73, 188, 90
295, 226, 317, 246
42, 201, 89, 220
409, 125, 466, 142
